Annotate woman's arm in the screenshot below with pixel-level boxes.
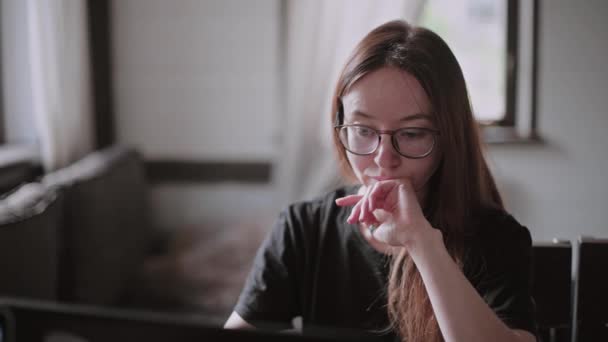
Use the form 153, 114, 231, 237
336, 180, 536, 342
408, 228, 535, 342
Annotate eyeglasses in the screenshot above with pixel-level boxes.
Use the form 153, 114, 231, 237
334, 124, 440, 159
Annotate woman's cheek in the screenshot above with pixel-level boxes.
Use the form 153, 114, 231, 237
347, 155, 369, 183
411, 159, 439, 191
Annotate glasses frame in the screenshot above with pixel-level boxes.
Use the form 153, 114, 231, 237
334, 124, 440, 159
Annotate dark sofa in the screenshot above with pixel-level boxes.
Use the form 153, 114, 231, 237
0, 145, 152, 307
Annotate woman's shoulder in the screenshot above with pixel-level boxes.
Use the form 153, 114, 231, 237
273, 185, 359, 238
283, 185, 359, 221
464, 207, 533, 282
467, 206, 532, 249
267, 186, 360, 257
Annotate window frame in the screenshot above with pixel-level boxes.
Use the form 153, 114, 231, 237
479, 0, 540, 143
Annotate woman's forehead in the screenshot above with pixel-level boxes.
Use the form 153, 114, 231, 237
349, 109, 434, 124
342, 67, 432, 122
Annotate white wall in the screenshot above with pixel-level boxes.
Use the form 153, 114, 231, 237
112, 0, 280, 161
112, 0, 282, 229
488, 0, 608, 242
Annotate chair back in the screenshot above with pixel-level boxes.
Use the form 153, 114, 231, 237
576, 237, 608, 341
532, 241, 572, 342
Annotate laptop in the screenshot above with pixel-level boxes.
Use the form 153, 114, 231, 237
0, 297, 379, 342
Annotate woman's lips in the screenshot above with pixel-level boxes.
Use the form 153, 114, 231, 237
369, 176, 398, 182
367, 176, 421, 193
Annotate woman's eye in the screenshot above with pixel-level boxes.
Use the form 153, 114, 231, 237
398, 129, 426, 139
355, 127, 373, 137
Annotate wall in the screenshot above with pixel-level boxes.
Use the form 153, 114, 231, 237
111, 0, 281, 229
112, 0, 280, 161
488, 0, 608, 241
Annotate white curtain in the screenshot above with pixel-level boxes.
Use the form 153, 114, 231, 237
277, 0, 426, 204
26, 0, 94, 171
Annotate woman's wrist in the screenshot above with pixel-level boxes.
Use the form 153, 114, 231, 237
405, 225, 445, 262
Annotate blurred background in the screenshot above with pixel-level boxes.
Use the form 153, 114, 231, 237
0, 0, 606, 333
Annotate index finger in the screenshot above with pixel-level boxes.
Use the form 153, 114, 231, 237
335, 194, 363, 207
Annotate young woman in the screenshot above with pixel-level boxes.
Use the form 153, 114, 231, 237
225, 20, 537, 342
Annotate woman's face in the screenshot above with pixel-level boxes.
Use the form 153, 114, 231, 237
341, 67, 441, 202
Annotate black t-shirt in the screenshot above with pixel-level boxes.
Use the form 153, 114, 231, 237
234, 186, 537, 340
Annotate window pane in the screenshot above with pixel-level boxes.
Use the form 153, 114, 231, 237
419, 0, 507, 123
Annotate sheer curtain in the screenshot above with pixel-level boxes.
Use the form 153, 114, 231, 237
26, 0, 94, 171
276, 0, 426, 204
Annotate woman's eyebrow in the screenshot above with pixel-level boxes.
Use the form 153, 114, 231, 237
351, 110, 433, 122
399, 113, 434, 122
351, 110, 375, 120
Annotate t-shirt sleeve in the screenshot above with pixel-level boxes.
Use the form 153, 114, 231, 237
470, 214, 538, 337
233, 206, 304, 329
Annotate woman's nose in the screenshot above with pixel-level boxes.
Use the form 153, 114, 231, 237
373, 135, 401, 168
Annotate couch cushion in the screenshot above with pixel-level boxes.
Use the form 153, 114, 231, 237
0, 183, 62, 300
0, 145, 42, 194
43, 146, 150, 306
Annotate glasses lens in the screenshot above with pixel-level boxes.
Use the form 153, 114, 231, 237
394, 128, 435, 157
339, 126, 377, 154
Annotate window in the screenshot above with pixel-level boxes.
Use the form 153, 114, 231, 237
419, 0, 538, 142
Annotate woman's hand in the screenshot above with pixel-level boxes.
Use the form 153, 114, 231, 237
335, 179, 435, 248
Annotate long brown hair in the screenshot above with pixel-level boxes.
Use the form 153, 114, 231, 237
331, 20, 504, 341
